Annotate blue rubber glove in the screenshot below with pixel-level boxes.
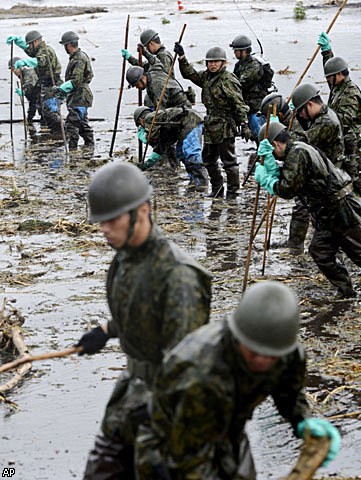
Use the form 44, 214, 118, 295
254, 163, 278, 195
258, 138, 274, 157
297, 418, 341, 467
6, 35, 27, 50
137, 126, 147, 144
121, 49, 131, 60
270, 114, 280, 123
289, 100, 295, 111
318, 32, 331, 52
143, 152, 161, 170
15, 58, 38, 69
15, 88, 23, 97
59, 80, 74, 94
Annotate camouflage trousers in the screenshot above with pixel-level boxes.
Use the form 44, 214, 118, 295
66, 107, 94, 150
135, 425, 256, 480
40, 86, 62, 134
202, 138, 239, 195
83, 372, 151, 480
309, 223, 361, 296
288, 197, 311, 253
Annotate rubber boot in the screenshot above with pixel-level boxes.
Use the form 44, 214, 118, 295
288, 219, 309, 255
192, 166, 209, 192
226, 167, 240, 200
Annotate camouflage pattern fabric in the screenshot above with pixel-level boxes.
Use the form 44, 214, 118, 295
129, 45, 174, 77
146, 62, 191, 109
274, 140, 361, 295
83, 225, 211, 479
233, 55, 268, 114
136, 320, 309, 479
21, 67, 42, 122
25, 41, 62, 132
64, 48, 94, 148
178, 58, 249, 144
64, 49, 93, 108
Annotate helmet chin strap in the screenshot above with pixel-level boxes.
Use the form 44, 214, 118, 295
126, 209, 138, 244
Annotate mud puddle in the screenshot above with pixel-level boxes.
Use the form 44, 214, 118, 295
1, 1, 361, 479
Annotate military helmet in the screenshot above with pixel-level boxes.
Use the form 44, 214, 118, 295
260, 93, 289, 117
126, 66, 144, 87
291, 83, 320, 112
228, 281, 299, 356
88, 162, 153, 223
258, 122, 287, 143
140, 29, 159, 47
8, 56, 22, 69
59, 31, 80, 45
133, 106, 152, 125
205, 47, 227, 61
229, 35, 252, 50
324, 56, 348, 77
25, 30, 42, 44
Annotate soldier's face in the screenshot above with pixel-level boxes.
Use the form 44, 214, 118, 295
238, 343, 279, 373
99, 213, 131, 249
136, 77, 147, 90
207, 60, 223, 73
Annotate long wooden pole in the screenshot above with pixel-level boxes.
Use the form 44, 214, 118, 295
242, 105, 272, 292
141, 24, 187, 163
0, 346, 82, 374
138, 46, 143, 163
288, 0, 348, 99
17, 77, 27, 141
109, 14, 130, 158
10, 41, 14, 142
44, 42, 68, 156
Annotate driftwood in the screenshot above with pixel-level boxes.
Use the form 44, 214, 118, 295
0, 326, 32, 394
283, 435, 331, 480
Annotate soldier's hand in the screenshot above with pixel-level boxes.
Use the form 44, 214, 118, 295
241, 123, 252, 142
76, 326, 109, 355
174, 42, 185, 57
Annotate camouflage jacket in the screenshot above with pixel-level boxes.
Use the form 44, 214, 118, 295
292, 104, 345, 167
21, 67, 39, 101
274, 140, 361, 231
25, 41, 62, 86
322, 50, 361, 154
137, 320, 309, 479
106, 225, 211, 385
233, 55, 268, 114
146, 62, 191, 110
179, 57, 249, 144
144, 107, 203, 150
129, 45, 174, 77
65, 48, 94, 107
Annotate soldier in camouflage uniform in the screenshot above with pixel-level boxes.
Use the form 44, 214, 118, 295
230, 35, 274, 138
55, 31, 94, 151
7, 30, 63, 134
136, 281, 340, 479
134, 106, 208, 190
8, 56, 42, 124
76, 162, 211, 479
255, 122, 361, 298
174, 43, 250, 199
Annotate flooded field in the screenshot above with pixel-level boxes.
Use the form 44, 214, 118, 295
0, 1, 360, 479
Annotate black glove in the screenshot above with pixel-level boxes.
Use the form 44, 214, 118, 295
174, 42, 185, 57
76, 326, 109, 355
241, 123, 252, 142
137, 43, 143, 53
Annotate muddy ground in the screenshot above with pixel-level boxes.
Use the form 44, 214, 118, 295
0, 1, 360, 479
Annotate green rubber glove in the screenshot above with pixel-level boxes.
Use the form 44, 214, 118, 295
257, 139, 280, 177
6, 35, 27, 50
143, 152, 161, 170
137, 126, 147, 144
270, 114, 280, 123
289, 100, 295, 111
254, 163, 278, 195
297, 418, 341, 466
59, 80, 74, 94
121, 49, 131, 60
318, 32, 331, 52
15, 88, 23, 97
15, 58, 38, 69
